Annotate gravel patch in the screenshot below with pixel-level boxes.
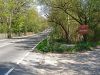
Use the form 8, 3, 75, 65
21, 49, 100, 75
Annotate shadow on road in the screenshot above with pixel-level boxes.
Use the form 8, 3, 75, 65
0, 62, 38, 75
13, 33, 48, 51
23, 49, 100, 75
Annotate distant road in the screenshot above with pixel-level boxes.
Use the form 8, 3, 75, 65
0, 29, 51, 75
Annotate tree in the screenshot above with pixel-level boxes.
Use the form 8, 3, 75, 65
0, 0, 48, 38
38, 0, 100, 43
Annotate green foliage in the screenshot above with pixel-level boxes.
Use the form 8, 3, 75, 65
36, 0, 100, 54
59, 44, 75, 53
36, 39, 50, 53
37, 38, 75, 53
98, 41, 100, 45
75, 42, 97, 52
0, 0, 48, 38
38, 0, 100, 43
51, 42, 64, 53
36, 37, 99, 53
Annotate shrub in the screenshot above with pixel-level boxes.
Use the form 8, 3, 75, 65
36, 38, 98, 53
59, 44, 76, 53
97, 41, 100, 45
36, 39, 50, 53
75, 42, 97, 52
51, 42, 63, 53
50, 43, 76, 53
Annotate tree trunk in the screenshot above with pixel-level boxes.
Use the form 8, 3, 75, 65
7, 13, 12, 39
24, 25, 27, 36
83, 34, 87, 42
93, 30, 99, 42
60, 24, 69, 43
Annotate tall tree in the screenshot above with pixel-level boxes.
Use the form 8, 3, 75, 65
38, 0, 100, 42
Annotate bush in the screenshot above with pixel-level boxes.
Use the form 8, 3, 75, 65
36, 39, 50, 53
75, 42, 97, 52
51, 43, 75, 53
37, 41, 78, 53
54, 38, 67, 44
97, 41, 100, 45
36, 38, 98, 53
53, 43, 64, 53
59, 44, 76, 53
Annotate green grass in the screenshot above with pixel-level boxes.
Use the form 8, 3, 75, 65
36, 38, 99, 53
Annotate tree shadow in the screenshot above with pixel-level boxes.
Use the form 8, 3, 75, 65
0, 62, 38, 75
57, 50, 100, 75
26, 50, 100, 75
11, 34, 46, 51
0, 30, 50, 75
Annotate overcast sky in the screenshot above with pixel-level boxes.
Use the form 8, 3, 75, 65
36, 5, 47, 18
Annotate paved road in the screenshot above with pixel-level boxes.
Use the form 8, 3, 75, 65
0, 29, 50, 75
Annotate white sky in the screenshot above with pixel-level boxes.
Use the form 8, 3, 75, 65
36, 5, 47, 19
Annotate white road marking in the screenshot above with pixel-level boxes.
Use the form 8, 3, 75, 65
4, 67, 15, 75
4, 29, 50, 75
4, 31, 49, 75
16, 52, 30, 64
4, 52, 30, 75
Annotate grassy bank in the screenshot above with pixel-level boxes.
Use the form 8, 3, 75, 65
36, 38, 99, 54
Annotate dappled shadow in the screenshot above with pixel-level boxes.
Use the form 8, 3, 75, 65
0, 31, 50, 75
11, 32, 48, 40
23, 49, 100, 75
0, 62, 38, 75
57, 62, 100, 75
57, 50, 100, 75
0, 49, 98, 75
11, 32, 49, 51
6, 29, 50, 52
34, 64, 62, 71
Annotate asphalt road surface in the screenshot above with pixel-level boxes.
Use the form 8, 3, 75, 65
0, 29, 50, 75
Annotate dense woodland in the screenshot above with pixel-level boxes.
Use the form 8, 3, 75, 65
0, 0, 48, 38
36, 0, 100, 53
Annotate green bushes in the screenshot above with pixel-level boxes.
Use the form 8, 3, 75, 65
52, 43, 64, 53
75, 42, 97, 52
36, 38, 99, 54
75, 42, 91, 51
36, 39, 50, 53
97, 41, 100, 45
36, 38, 75, 53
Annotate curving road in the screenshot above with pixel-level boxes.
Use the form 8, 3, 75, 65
0, 29, 51, 75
